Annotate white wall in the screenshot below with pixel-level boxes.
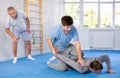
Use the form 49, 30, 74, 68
89, 29, 115, 49
115, 29, 120, 50
43, 0, 64, 53
79, 29, 89, 50
78, 28, 120, 50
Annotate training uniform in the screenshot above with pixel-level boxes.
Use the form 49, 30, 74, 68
56, 54, 111, 73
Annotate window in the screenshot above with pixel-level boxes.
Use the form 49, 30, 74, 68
64, 0, 120, 28
65, 0, 79, 2
84, 3, 98, 28
65, 1, 80, 29
100, 0, 113, 2
100, 4, 113, 28
115, 3, 120, 28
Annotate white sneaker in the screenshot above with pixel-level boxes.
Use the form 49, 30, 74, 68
12, 60, 17, 63
28, 55, 35, 60
47, 61, 50, 66
12, 57, 17, 64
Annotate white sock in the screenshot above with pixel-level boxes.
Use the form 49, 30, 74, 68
49, 56, 56, 61
28, 55, 35, 60
12, 57, 17, 64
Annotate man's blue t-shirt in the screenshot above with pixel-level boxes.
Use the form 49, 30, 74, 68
49, 25, 79, 51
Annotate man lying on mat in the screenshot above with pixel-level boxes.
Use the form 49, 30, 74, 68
52, 52, 115, 74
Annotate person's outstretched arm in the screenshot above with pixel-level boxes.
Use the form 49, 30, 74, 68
97, 55, 115, 74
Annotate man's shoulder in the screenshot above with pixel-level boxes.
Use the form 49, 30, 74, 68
72, 25, 77, 30
70, 26, 77, 33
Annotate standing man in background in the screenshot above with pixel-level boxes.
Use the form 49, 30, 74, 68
5, 7, 35, 63
47, 16, 85, 71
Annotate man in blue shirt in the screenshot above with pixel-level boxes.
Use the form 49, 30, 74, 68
47, 16, 85, 71
5, 7, 35, 63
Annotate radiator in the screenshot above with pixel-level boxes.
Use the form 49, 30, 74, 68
89, 29, 115, 49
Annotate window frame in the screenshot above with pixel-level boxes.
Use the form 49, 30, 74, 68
64, 0, 120, 28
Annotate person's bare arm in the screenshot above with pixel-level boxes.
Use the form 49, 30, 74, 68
6, 28, 18, 41
74, 40, 85, 66
26, 17, 30, 32
47, 35, 57, 55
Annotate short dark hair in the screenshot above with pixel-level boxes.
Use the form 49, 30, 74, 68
61, 16, 73, 26
90, 60, 103, 71
7, 6, 15, 11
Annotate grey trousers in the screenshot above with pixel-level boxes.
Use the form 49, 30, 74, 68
48, 44, 78, 71
56, 54, 111, 73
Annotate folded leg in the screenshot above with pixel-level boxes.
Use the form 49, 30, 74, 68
56, 54, 89, 73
